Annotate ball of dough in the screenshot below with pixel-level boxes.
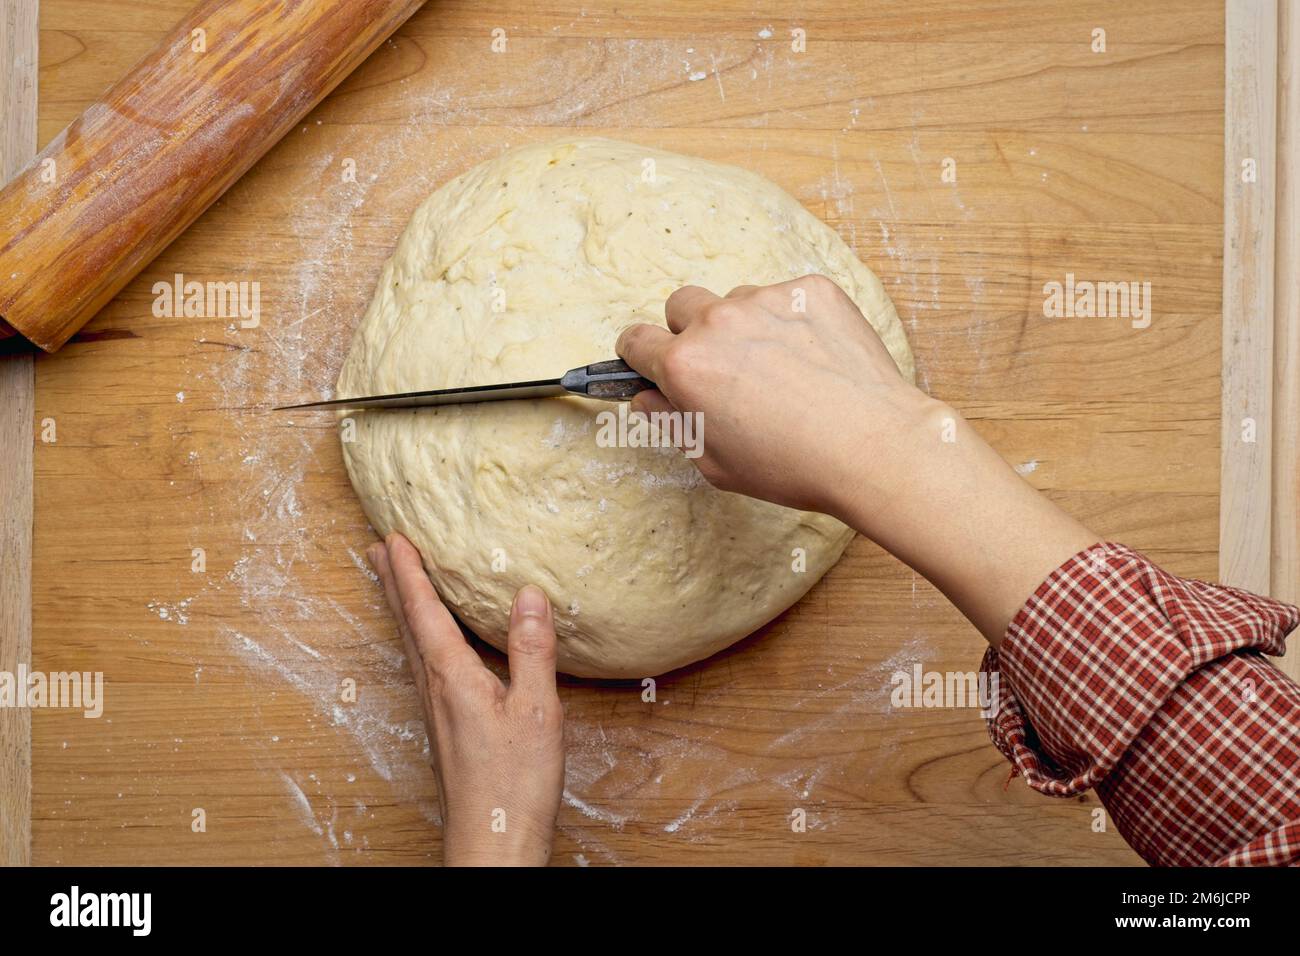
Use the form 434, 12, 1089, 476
338, 137, 913, 678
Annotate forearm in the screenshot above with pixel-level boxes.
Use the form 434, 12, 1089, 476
827, 395, 1096, 646
828, 394, 1300, 863
981, 542, 1300, 865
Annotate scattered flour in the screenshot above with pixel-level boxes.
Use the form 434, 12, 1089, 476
158, 27, 952, 865
280, 772, 323, 837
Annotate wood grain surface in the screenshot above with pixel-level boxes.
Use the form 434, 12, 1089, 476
1272, 0, 1299, 678
0, 0, 38, 867
25, 0, 1237, 866
1220, 0, 1275, 603
0, 0, 425, 351
1219, 1, 1299, 681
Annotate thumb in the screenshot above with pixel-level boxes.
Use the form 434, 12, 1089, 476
506, 585, 558, 701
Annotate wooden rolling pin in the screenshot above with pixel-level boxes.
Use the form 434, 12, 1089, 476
0, 0, 426, 352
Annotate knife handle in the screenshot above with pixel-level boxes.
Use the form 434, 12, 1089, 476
560, 359, 656, 401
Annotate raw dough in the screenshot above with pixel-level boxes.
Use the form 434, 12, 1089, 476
337, 137, 913, 678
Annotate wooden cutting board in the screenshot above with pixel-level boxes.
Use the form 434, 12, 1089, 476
26, 0, 1227, 865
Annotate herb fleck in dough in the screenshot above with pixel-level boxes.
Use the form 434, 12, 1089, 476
338, 137, 914, 678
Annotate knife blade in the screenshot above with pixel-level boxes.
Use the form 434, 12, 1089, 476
274, 358, 655, 411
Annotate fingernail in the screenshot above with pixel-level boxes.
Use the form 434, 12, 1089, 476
512, 585, 550, 621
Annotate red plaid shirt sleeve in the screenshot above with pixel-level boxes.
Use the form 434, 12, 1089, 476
980, 542, 1300, 866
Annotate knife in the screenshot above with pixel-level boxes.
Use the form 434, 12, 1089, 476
275, 359, 655, 411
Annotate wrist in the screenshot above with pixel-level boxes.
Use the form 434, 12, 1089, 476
826, 393, 1096, 644
822, 386, 949, 527
443, 817, 554, 867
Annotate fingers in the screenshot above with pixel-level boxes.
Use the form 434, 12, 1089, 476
615, 322, 675, 383
619, 285, 725, 383
370, 537, 560, 705
382, 532, 474, 673
630, 387, 677, 418
368, 541, 433, 710
664, 284, 721, 333
367, 541, 406, 635
506, 585, 559, 702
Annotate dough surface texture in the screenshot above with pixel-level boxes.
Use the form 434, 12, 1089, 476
338, 137, 913, 678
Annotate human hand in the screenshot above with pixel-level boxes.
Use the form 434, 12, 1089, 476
367, 533, 564, 866
616, 275, 933, 518
617, 276, 1096, 645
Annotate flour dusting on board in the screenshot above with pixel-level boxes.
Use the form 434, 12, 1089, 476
171, 87, 466, 846
163, 30, 951, 864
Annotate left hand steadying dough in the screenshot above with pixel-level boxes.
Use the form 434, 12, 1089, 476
367, 276, 1300, 868
367, 533, 564, 867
